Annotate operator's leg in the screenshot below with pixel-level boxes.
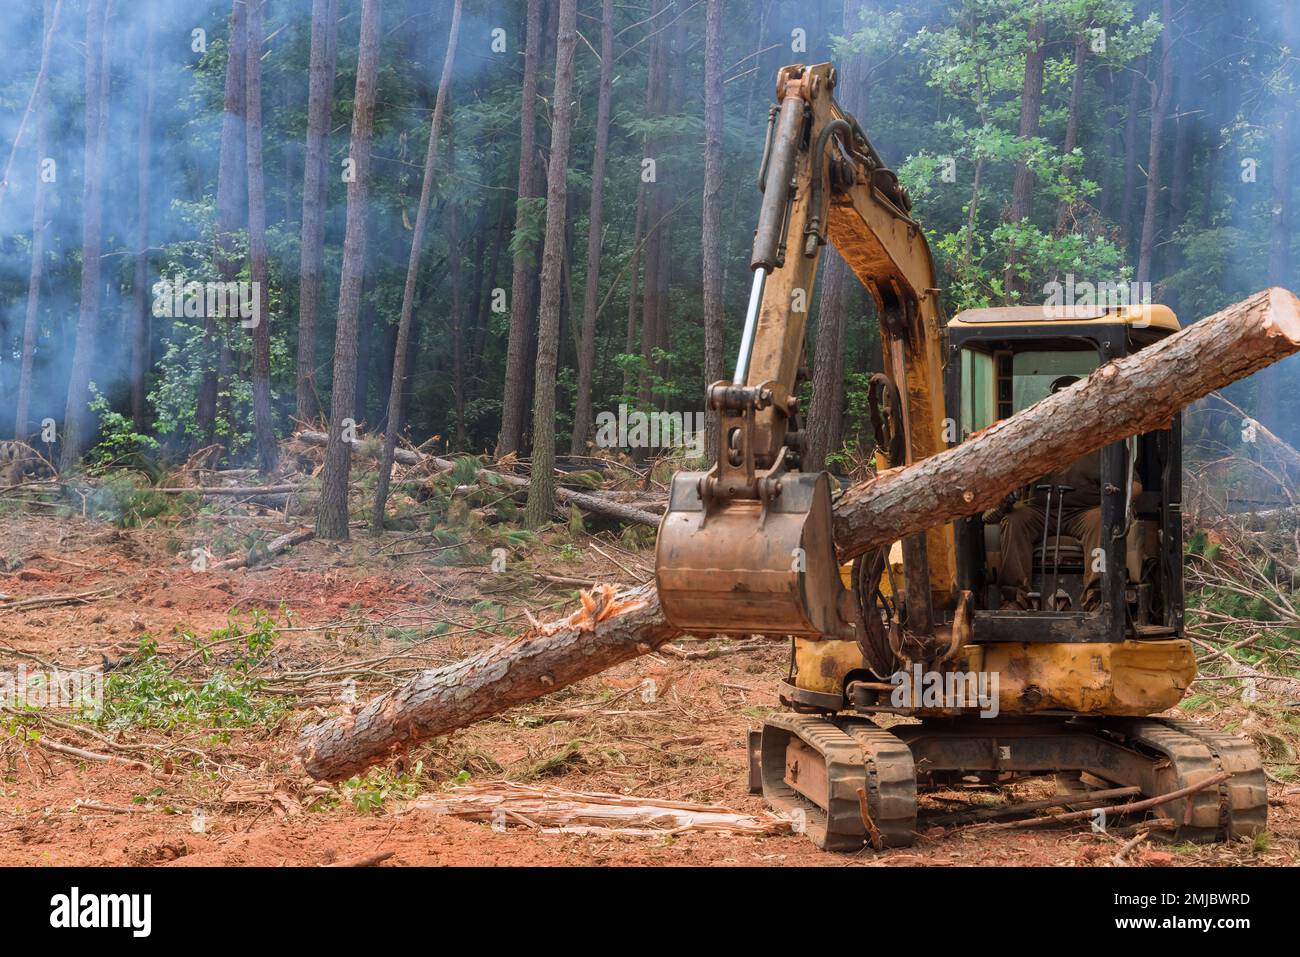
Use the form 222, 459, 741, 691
999, 505, 1045, 605
1064, 506, 1103, 610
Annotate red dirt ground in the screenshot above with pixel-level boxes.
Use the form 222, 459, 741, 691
1, 511, 1296, 867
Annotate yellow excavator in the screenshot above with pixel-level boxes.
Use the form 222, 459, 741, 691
655, 62, 1266, 850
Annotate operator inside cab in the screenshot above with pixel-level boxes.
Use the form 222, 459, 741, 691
982, 374, 1139, 612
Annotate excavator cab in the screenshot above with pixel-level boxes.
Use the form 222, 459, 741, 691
946, 303, 1187, 644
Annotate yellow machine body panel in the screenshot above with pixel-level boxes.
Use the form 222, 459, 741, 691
792, 637, 1195, 716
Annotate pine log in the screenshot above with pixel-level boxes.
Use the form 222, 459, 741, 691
156, 483, 302, 495
297, 585, 674, 779
211, 528, 314, 571
296, 288, 1300, 781
293, 429, 660, 527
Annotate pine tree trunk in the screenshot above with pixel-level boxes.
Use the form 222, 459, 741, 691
0, 0, 62, 215
316, 0, 383, 541
1136, 0, 1173, 287
370, 0, 461, 533
623, 183, 646, 397
701, 0, 726, 463
524, 0, 579, 529
1119, 58, 1144, 249
806, 0, 872, 470
14, 0, 56, 441
636, 0, 669, 418
497, 0, 544, 457
569, 0, 614, 456
450, 198, 467, 451
58, 0, 110, 470
245, 0, 277, 474
129, 0, 156, 431
1003, 7, 1045, 302
295, 0, 339, 423
196, 0, 249, 450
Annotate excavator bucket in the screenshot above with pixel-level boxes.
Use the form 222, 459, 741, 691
655, 470, 852, 639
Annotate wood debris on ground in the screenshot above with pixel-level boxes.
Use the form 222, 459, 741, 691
411, 781, 794, 836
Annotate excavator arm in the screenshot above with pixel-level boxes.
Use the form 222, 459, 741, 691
656, 61, 957, 656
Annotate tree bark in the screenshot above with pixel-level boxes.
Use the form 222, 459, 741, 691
316, 0, 383, 541
298, 586, 676, 780
700, 0, 726, 463
806, 0, 871, 470
1136, 0, 1173, 287
58, 0, 110, 470
622, 185, 647, 396
1119, 58, 1144, 248
496, 0, 544, 457
245, 0, 277, 474
370, 0, 461, 533
129, 0, 156, 431
196, 0, 249, 450
295, 0, 339, 423
1003, 5, 1045, 301
570, 0, 615, 456
296, 289, 1300, 780
636, 0, 669, 417
14, 0, 57, 441
525, 0, 580, 529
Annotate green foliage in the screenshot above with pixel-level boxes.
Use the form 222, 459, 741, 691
86, 386, 160, 471
97, 614, 284, 731
86, 474, 182, 529
339, 761, 427, 813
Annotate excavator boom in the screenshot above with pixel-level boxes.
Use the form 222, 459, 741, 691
656, 61, 954, 643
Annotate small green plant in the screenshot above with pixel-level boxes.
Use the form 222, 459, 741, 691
340, 761, 427, 812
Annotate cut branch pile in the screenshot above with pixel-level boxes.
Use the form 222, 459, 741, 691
293, 429, 662, 527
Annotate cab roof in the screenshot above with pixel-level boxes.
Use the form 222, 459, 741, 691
947, 302, 1179, 333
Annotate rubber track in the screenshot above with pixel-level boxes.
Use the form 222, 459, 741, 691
838, 718, 918, 848
1155, 717, 1268, 841
1122, 719, 1223, 842
760, 713, 918, 851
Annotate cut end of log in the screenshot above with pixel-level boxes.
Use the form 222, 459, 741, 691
1265, 287, 1300, 343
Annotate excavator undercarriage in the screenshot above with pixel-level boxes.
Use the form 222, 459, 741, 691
655, 61, 1267, 851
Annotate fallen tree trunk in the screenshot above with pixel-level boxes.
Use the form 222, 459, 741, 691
297, 585, 675, 779
293, 429, 659, 527
157, 483, 303, 496
211, 528, 314, 571
297, 288, 1300, 780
